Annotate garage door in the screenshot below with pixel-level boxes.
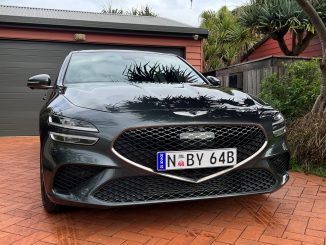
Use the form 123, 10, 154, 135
0, 40, 185, 136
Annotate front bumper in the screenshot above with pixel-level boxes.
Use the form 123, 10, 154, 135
41, 133, 290, 208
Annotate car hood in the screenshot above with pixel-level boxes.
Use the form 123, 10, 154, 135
63, 82, 268, 114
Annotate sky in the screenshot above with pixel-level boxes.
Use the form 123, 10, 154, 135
0, 0, 244, 27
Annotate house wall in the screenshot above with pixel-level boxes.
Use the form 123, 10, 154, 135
0, 27, 203, 71
215, 56, 313, 96
246, 33, 322, 62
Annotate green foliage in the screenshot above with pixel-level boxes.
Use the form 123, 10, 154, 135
102, 6, 123, 15
241, 0, 326, 34
102, 4, 157, 17
291, 160, 326, 178
241, 0, 315, 33
200, 6, 258, 72
259, 60, 321, 118
240, 0, 326, 56
129, 6, 157, 17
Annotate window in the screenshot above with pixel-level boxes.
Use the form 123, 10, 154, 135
64, 51, 206, 85
229, 73, 243, 91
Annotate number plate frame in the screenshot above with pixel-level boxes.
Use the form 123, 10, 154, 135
157, 148, 237, 172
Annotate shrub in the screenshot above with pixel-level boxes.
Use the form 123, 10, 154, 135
287, 113, 326, 169
259, 60, 321, 119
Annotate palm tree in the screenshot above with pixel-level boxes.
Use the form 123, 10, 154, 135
200, 6, 257, 71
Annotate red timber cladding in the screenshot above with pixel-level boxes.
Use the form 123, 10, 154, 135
0, 27, 203, 72
246, 32, 322, 61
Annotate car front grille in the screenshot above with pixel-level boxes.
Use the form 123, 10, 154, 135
93, 169, 276, 203
113, 124, 266, 180
268, 153, 290, 174
53, 164, 105, 194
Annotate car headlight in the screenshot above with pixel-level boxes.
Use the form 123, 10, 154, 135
50, 132, 98, 145
272, 112, 286, 137
49, 115, 98, 132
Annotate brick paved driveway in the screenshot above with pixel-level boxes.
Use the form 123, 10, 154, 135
0, 137, 325, 245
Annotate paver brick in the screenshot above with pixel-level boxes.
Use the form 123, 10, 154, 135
259, 234, 301, 245
190, 233, 215, 245
240, 225, 265, 241
166, 233, 196, 245
1, 224, 39, 236
305, 228, 326, 239
11, 230, 51, 245
145, 237, 169, 245
122, 241, 142, 245
283, 231, 324, 245
307, 217, 326, 231
140, 228, 179, 240
216, 228, 243, 244
113, 231, 151, 243
285, 220, 307, 234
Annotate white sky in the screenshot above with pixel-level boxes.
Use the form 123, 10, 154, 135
0, 0, 245, 27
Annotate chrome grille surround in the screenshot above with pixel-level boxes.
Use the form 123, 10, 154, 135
112, 124, 268, 183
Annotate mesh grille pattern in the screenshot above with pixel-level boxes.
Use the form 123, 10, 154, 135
113, 125, 266, 180
269, 153, 290, 174
53, 165, 105, 194
93, 169, 276, 203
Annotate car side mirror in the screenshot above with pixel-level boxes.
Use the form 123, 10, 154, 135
206, 76, 222, 87
27, 74, 54, 90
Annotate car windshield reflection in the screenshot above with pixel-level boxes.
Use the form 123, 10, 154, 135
64, 51, 206, 85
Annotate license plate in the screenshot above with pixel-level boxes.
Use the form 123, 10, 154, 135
157, 148, 237, 171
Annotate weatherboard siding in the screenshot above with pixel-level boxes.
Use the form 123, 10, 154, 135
247, 33, 322, 61
0, 27, 203, 72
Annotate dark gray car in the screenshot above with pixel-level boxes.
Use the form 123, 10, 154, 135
27, 50, 289, 212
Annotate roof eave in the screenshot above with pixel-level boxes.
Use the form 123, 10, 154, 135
0, 15, 208, 39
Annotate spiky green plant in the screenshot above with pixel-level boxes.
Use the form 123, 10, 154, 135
102, 4, 124, 14
240, 0, 326, 56
129, 5, 157, 17
102, 4, 157, 17
123, 63, 196, 84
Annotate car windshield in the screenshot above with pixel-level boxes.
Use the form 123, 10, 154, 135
64, 51, 206, 84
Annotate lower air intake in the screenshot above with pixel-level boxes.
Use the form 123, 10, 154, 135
268, 153, 290, 174
53, 164, 105, 194
93, 169, 276, 203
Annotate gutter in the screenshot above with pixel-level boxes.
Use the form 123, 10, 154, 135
0, 15, 209, 39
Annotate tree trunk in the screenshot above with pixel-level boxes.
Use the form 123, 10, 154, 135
312, 65, 326, 113
272, 30, 315, 57
276, 37, 293, 56
271, 31, 292, 56
292, 31, 315, 56
296, 0, 326, 114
